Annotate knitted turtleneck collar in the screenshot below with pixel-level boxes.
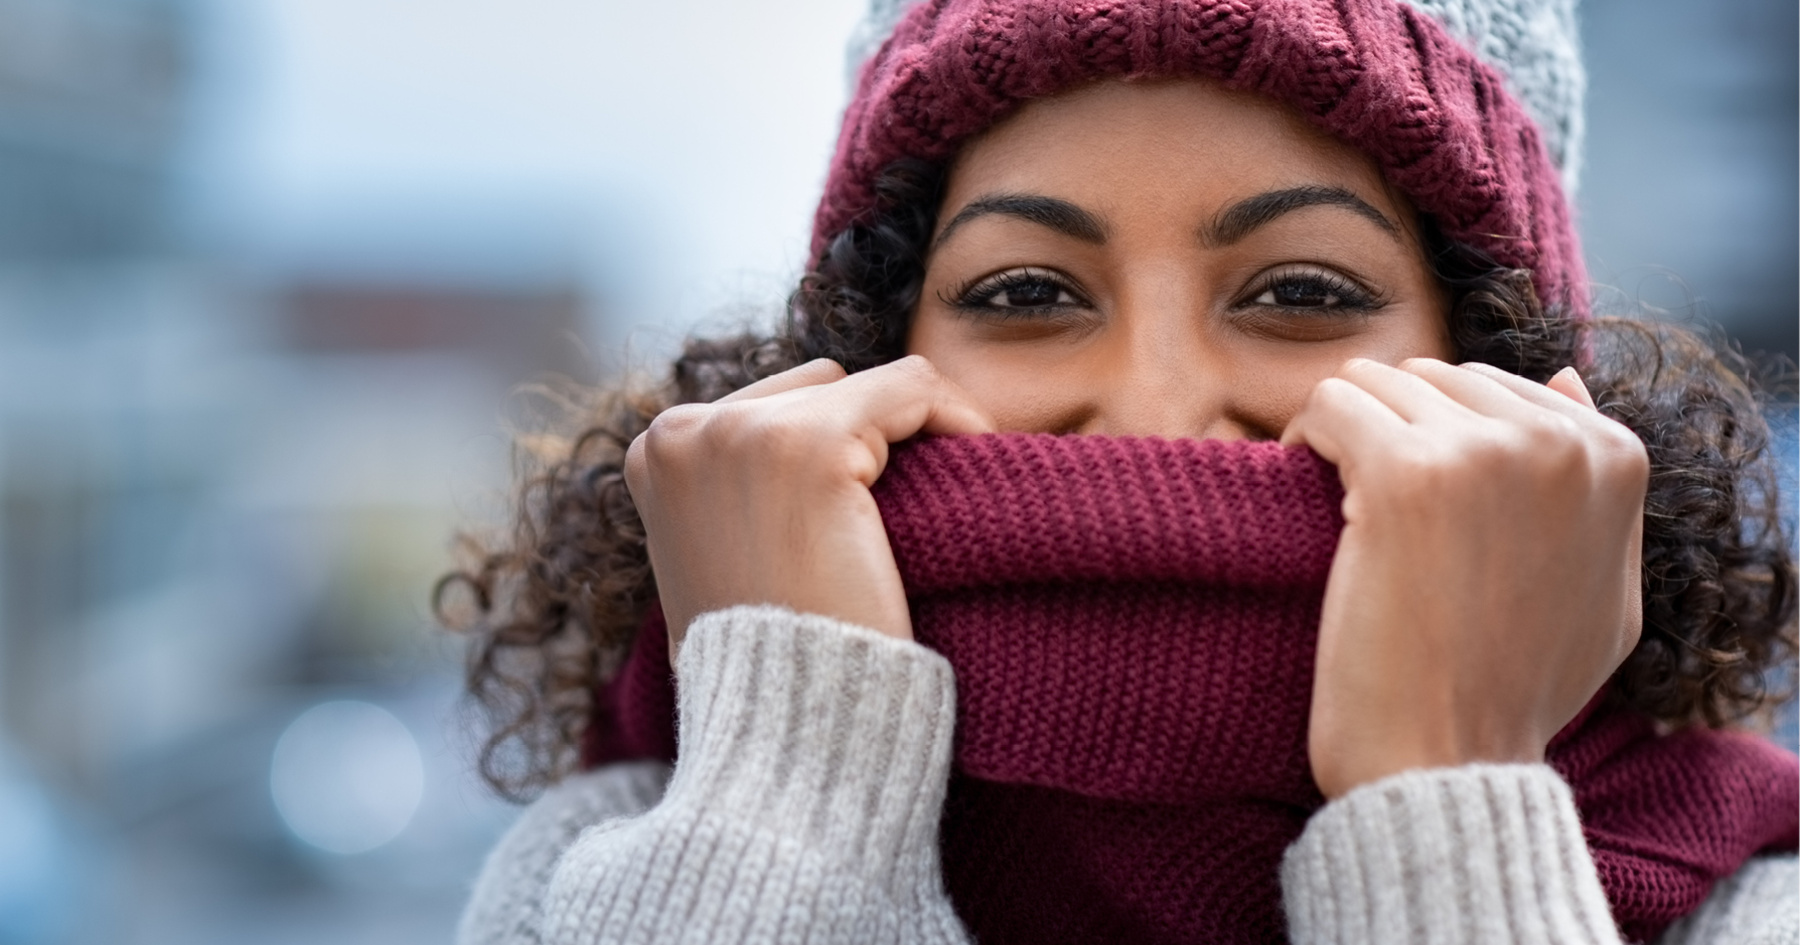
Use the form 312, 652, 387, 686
814, 0, 1589, 316
588, 435, 1799, 945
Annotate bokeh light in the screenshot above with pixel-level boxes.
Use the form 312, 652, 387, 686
270, 701, 424, 856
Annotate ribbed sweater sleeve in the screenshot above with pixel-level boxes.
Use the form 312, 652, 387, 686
1282, 764, 1625, 944
1658, 855, 1798, 945
459, 762, 671, 945
537, 605, 970, 945
459, 608, 1794, 945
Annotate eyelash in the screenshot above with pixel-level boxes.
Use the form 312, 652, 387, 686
1239, 267, 1386, 314
945, 268, 1087, 317
944, 265, 1386, 319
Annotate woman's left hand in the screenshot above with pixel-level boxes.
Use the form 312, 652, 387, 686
1282, 358, 1648, 800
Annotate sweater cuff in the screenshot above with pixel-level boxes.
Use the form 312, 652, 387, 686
1281, 764, 1622, 945
664, 605, 958, 901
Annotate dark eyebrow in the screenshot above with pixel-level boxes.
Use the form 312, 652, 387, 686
1205, 186, 1400, 246
933, 193, 1109, 250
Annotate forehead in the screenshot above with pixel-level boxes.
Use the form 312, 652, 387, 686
941, 78, 1410, 224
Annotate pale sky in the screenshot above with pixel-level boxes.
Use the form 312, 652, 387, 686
181, 0, 867, 350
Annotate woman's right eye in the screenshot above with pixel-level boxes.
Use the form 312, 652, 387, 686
948, 268, 1086, 315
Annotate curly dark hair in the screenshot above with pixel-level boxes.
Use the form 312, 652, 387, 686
435, 158, 1798, 802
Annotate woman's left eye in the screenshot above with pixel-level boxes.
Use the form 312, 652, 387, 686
1247, 270, 1381, 312
991, 280, 1073, 308
949, 267, 1087, 315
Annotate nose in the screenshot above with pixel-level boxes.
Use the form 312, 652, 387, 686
1076, 373, 1254, 441
1073, 319, 1257, 441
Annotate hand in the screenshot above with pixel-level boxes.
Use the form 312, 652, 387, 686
624, 355, 995, 660
1282, 359, 1647, 800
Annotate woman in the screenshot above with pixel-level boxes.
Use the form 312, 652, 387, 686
443, 1, 1798, 942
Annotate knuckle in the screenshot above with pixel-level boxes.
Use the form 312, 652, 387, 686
623, 434, 651, 488
1336, 357, 1381, 381
640, 403, 702, 455
1308, 375, 1357, 408
1518, 408, 1582, 444
887, 353, 940, 384
1600, 428, 1651, 484
707, 402, 824, 468
645, 403, 705, 441
630, 404, 712, 488
1599, 420, 1650, 463
1529, 435, 1588, 482
640, 405, 706, 460
803, 356, 847, 378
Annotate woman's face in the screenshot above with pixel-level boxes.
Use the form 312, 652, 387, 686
909, 78, 1454, 441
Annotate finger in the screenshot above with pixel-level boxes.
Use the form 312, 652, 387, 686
823, 355, 997, 444
774, 357, 993, 486
1332, 358, 1476, 426
1453, 362, 1647, 483
755, 356, 992, 488
714, 358, 847, 404
1459, 362, 1599, 421
1401, 358, 1556, 424
1547, 366, 1597, 409
1280, 376, 1409, 470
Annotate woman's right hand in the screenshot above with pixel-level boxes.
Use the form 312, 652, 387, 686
624, 355, 996, 660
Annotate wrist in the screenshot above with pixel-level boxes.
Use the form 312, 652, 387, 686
1312, 728, 1546, 800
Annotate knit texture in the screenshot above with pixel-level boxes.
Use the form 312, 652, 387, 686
459, 762, 669, 945
588, 434, 1799, 944
815, 0, 1589, 316
476, 617, 1797, 945
553, 607, 966, 943
1659, 856, 1799, 945
1282, 765, 1621, 944
843, 0, 1586, 194
1402, 0, 1584, 193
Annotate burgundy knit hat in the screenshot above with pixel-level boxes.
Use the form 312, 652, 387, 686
811, 0, 1590, 317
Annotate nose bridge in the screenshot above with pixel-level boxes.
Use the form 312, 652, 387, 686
1083, 271, 1243, 441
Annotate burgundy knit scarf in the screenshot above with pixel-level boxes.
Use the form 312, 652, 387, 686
584, 434, 1799, 944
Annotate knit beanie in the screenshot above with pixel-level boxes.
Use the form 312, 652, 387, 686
819, 0, 1589, 317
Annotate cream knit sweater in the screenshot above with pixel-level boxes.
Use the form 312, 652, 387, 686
458, 606, 1798, 944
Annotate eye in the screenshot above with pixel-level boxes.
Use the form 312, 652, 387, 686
948, 267, 1087, 314
1245, 268, 1383, 313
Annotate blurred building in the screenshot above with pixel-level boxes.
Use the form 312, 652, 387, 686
0, 0, 192, 783
0, 2, 559, 942
0, 0, 184, 257
1581, 0, 1798, 360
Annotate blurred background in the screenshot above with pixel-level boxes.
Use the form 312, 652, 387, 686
0, 0, 1791, 942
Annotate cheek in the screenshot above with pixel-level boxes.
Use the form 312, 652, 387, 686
1354, 306, 1456, 364
1226, 354, 1341, 437
1395, 273, 1457, 361
1403, 300, 1457, 362
907, 309, 1095, 432
1227, 305, 1455, 434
